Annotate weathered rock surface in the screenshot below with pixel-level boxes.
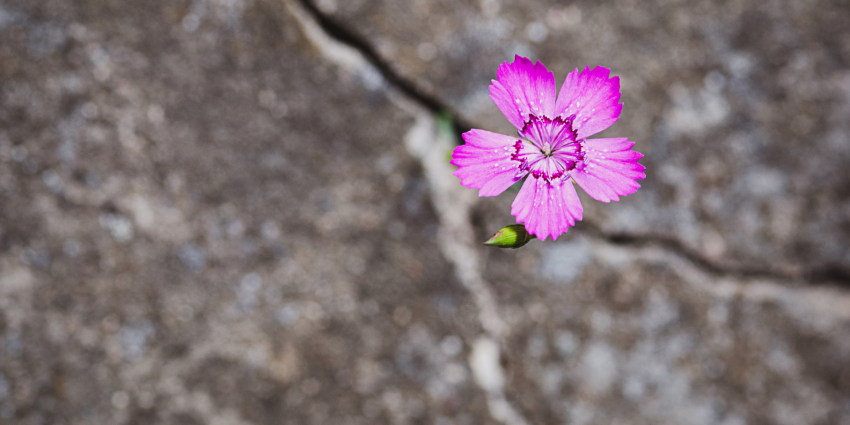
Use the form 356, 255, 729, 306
0, 0, 848, 424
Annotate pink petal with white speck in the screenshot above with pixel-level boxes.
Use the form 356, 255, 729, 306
511, 177, 583, 241
489, 56, 557, 130
554, 66, 623, 139
451, 129, 524, 197
570, 138, 645, 203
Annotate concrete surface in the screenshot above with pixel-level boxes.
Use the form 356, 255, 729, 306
0, 0, 849, 424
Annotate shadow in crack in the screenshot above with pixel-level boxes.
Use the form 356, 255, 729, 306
295, 0, 473, 140
576, 221, 850, 289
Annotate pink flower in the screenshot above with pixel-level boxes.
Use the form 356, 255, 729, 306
451, 56, 645, 241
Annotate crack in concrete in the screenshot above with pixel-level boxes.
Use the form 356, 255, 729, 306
576, 222, 850, 289
591, 240, 850, 332
294, 0, 474, 136
282, 1, 530, 424
293, 0, 850, 290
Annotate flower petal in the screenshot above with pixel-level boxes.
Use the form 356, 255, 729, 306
451, 129, 524, 197
489, 55, 557, 130
554, 66, 623, 139
511, 177, 584, 241
570, 138, 645, 202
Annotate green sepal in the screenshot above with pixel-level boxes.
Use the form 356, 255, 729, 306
483, 224, 535, 249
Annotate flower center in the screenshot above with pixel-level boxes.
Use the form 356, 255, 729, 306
510, 114, 584, 183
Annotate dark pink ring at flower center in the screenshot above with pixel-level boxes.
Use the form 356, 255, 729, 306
510, 114, 585, 183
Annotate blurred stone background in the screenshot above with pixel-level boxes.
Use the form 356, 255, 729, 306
1, 0, 849, 424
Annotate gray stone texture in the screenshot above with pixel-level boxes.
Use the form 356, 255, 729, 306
0, 0, 848, 424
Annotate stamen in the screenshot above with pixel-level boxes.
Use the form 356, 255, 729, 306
511, 114, 588, 183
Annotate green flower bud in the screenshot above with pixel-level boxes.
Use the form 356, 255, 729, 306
483, 224, 534, 249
